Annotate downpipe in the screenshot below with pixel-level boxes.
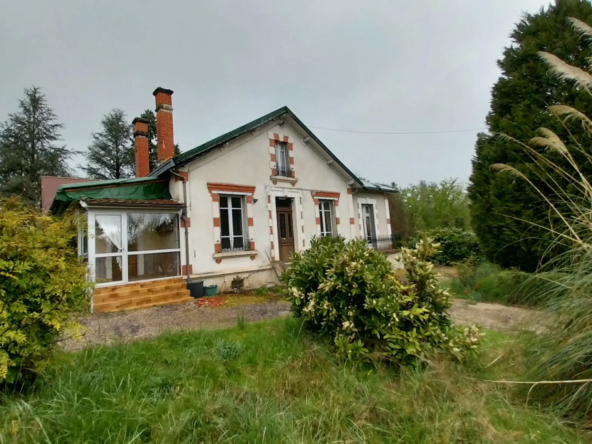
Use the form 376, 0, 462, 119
170, 170, 191, 285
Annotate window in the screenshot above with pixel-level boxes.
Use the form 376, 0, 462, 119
319, 200, 334, 237
91, 211, 182, 284
126, 213, 180, 282
220, 195, 248, 251
275, 141, 290, 177
361, 204, 377, 247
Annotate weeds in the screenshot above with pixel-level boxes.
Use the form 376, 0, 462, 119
0, 318, 584, 443
443, 263, 531, 305
253, 287, 269, 295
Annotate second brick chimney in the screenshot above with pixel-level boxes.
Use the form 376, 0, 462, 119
153, 87, 175, 164
132, 117, 150, 177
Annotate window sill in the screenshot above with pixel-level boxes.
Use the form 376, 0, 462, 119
270, 175, 298, 184
213, 250, 258, 260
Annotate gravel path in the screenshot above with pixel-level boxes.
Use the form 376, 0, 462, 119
63, 299, 291, 352
62, 297, 535, 352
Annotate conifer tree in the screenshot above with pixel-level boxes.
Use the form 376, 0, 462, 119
468, 0, 592, 270
81, 109, 133, 180
0, 87, 73, 206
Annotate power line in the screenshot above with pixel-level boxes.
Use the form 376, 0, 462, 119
308, 125, 488, 135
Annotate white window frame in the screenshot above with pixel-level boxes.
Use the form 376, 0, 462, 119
88, 209, 182, 287
319, 199, 335, 237
361, 203, 377, 246
275, 141, 290, 177
219, 194, 248, 251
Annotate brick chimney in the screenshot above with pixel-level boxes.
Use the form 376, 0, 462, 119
153, 87, 175, 163
132, 117, 150, 177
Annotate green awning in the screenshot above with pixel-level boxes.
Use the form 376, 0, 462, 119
50, 176, 172, 214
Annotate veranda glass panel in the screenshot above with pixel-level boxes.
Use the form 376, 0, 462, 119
95, 215, 122, 254
127, 213, 179, 252
128, 251, 180, 282
95, 256, 123, 282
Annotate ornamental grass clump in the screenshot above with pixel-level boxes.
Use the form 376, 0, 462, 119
488, 17, 592, 421
282, 236, 482, 365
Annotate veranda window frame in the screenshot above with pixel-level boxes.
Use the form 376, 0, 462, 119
87, 208, 182, 287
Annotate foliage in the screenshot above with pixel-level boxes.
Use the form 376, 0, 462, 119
489, 15, 592, 420
80, 109, 134, 180
0, 319, 585, 442
385, 182, 412, 241
254, 287, 269, 295
282, 236, 482, 365
468, 0, 592, 271
0, 199, 89, 385
136, 109, 181, 174
401, 179, 471, 234
410, 228, 481, 265
443, 263, 531, 305
0, 87, 74, 207
455, 256, 479, 290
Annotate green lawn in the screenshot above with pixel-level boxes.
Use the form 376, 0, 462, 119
0, 318, 587, 443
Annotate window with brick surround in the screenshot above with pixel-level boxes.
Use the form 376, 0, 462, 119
319, 200, 335, 237
220, 195, 248, 251
275, 141, 290, 177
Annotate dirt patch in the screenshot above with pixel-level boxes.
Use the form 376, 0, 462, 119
450, 299, 535, 332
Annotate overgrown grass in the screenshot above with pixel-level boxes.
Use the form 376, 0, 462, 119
442, 262, 533, 305
0, 318, 586, 443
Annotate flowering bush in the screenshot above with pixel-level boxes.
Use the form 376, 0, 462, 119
282, 236, 482, 365
0, 199, 90, 385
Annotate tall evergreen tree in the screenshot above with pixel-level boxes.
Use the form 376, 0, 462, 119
135, 109, 181, 174
81, 109, 133, 180
0, 87, 73, 206
468, 0, 592, 271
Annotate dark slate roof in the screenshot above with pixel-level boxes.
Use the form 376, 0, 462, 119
149, 106, 398, 194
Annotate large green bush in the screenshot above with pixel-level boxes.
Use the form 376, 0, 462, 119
410, 228, 480, 265
468, 0, 592, 271
0, 199, 89, 385
282, 236, 482, 365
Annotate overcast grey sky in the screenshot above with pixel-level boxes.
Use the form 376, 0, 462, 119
0, 0, 549, 187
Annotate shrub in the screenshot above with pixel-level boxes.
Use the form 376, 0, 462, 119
443, 262, 532, 305
411, 228, 480, 265
282, 236, 482, 365
0, 199, 89, 385
254, 287, 269, 295
454, 256, 479, 289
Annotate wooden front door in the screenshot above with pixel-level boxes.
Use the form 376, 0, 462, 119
277, 206, 295, 262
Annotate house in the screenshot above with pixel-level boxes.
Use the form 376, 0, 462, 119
50, 87, 397, 312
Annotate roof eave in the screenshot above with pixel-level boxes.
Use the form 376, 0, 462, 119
149, 159, 176, 177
